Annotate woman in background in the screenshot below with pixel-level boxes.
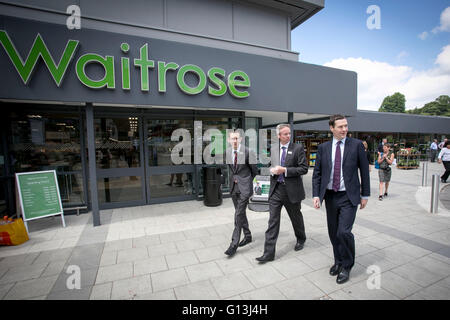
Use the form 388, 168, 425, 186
377, 143, 394, 200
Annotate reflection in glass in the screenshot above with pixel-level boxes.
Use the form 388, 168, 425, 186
98, 176, 142, 203
9, 112, 82, 172
149, 173, 194, 198
147, 119, 193, 166
95, 117, 141, 169
57, 173, 84, 205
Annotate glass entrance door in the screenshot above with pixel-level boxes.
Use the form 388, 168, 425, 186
93, 115, 146, 209
144, 117, 197, 203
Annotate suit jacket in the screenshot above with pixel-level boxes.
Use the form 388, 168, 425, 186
269, 142, 308, 204
227, 147, 259, 198
312, 137, 370, 206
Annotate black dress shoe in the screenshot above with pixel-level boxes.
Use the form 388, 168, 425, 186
255, 253, 274, 263
238, 237, 252, 247
329, 264, 342, 276
294, 240, 305, 251
224, 245, 237, 256
336, 268, 350, 284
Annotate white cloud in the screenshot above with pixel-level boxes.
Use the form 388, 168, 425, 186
432, 6, 450, 33
435, 44, 450, 72
418, 31, 428, 40
323, 45, 450, 111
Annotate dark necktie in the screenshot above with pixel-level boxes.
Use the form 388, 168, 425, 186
234, 151, 237, 170
278, 146, 286, 183
333, 141, 342, 191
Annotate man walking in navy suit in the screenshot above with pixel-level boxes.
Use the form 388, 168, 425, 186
312, 114, 370, 284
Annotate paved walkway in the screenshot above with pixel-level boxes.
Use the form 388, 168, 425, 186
0, 162, 449, 300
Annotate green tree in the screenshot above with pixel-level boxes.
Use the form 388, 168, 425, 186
378, 92, 406, 113
406, 95, 450, 116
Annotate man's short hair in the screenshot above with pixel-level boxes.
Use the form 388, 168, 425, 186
329, 114, 346, 127
445, 141, 450, 147
276, 124, 290, 135
384, 143, 391, 148
228, 129, 241, 138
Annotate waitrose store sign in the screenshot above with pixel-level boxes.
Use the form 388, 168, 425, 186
0, 30, 250, 98
0, 15, 357, 115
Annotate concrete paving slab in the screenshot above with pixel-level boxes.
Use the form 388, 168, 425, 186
111, 275, 152, 300
134, 256, 168, 276
174, 280, 220, 300
211, 272, 255, 299
185, 261, 224, 283
240, 285, 287, 300
3, 275, 58, 300
275, 275, 325, 300
89, 282, 112, 300
151, 268, 189, 292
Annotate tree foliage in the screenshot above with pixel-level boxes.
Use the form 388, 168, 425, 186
378, 92, 406, 113
406, 95, 450, 116
378, 93, 450, 116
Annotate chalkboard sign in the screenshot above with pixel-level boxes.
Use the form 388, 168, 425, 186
15, 170, 66, 232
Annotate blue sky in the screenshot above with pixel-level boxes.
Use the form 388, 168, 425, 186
291, 0, 450, 110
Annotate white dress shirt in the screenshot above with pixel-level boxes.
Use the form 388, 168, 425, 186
438, 148, 450, 161
327, 137, 346, 191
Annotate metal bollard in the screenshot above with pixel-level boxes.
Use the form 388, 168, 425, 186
430, 174, 440, 213
422, 161, 428, 186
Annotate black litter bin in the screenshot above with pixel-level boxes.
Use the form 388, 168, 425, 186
203, 166, 223, 206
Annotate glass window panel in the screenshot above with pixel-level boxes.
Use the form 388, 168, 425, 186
149, 173, 194, 198
57, 173, 84, 205
147, 119, 193, 166
94, 117, 141, 169
9, 112, 82, 173
98, 176, 142, 203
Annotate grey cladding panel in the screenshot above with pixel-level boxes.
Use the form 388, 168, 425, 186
233, 2, 288, 49
80, 0, 164, 28
166, 0, 233, 38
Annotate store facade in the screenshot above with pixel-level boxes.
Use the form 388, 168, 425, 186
0, 0, 358, 224
294, 110, 450, 166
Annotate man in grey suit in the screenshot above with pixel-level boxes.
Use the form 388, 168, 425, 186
224, 130, 259, 256
256, 124, 308, 262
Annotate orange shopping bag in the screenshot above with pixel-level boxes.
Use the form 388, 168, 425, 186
0, 217, 29, 246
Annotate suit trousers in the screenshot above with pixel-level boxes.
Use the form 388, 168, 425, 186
324, 190, 357, 269
263, 183, 306, 255
230, 188, 251, 247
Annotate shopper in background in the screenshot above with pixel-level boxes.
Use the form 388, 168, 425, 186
377, 138, 387, 153
438, 138, 448, 150
377, 143, 394, 200
438, 141, 450, 183
430, 139, 438, 162
362, 141, 372, 172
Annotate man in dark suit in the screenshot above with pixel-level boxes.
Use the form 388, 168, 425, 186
377, 138, 387, 153
224, 130, 259, 256
256, 124, 308, 262
312, 114, 370, 284
254, 182, 262, 195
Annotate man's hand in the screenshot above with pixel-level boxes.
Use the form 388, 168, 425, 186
360, 198, 368, 209
313, 197, 321, 209
270, 166, 286, 175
